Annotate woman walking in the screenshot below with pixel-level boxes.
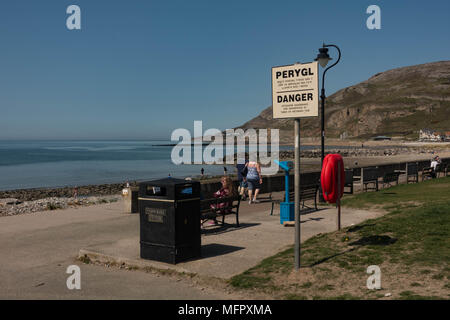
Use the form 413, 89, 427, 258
245, 160, 262, 204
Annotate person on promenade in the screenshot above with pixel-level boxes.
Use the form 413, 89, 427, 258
245, 160, 262, 204
208, 176, 237, 225
236, 160, 248, 200
201, 168, 204, 177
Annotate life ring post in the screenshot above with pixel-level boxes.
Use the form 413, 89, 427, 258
337, 161, 341, 230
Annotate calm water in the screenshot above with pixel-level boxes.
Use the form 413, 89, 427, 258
0, 140, 228, 190
0, 140, 349, 191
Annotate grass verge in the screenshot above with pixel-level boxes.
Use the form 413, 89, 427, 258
229, 177, 450, 299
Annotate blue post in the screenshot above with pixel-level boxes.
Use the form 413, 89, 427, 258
275, 160, 295, 224
285, 170, 289, 203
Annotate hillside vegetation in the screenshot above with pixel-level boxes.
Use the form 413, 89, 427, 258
238, 61, 450, 143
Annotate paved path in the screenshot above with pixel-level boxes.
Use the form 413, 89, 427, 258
80, 195, 385, 279
0, 195, 385, 299
0, 202, 239, 299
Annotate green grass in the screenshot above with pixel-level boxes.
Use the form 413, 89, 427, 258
341, 177, 450, 209
399, 291, 443, 300
284, 294, 308, 300
324, 293, 361, 300
229, 177, 450, 299
79, 254, 91, 264
300, 281, 312, 289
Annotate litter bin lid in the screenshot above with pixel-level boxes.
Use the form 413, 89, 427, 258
140, 177, 189, 186
138, 178, 200, 199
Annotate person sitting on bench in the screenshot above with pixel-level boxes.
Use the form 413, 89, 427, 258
209, 176, 237, 225
430, 156, 441, 178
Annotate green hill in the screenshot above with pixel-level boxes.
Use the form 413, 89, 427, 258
238, 61, 450, 143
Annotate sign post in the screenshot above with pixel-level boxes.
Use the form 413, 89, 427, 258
272, 61, 319, 270
337, 161, 341, 230
294, 118, 300, 269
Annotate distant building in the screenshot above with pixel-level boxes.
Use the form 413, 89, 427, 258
419, 129, 447, 142
444, 132, 450, 142
339, 132, 348, 140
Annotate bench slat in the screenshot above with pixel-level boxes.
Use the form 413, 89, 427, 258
270, 185, 319, 215
200, 196, 240, 227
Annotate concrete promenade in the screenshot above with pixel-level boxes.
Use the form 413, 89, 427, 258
79, 195, 385, 279
0, 194, 384, 299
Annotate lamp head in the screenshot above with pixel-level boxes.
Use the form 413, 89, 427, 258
315, 47, 332, 68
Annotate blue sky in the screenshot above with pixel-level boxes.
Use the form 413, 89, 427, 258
0, 0, 449, 140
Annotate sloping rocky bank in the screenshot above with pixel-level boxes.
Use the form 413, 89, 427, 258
0, 195, 120, 217
0, 182, 136, 202
0, 182, 132, 217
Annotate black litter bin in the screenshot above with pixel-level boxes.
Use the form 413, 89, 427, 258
139, 178, 201, 264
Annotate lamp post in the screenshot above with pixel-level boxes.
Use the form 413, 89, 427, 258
315, 43, 341, 201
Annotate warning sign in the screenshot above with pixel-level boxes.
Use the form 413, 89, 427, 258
272, 61, 319, 119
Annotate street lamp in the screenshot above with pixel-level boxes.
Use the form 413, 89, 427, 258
315, 43, 341, 200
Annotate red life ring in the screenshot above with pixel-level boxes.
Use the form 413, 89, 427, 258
321, 154, 345, 204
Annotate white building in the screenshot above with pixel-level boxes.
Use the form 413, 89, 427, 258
419, 129, 443, 142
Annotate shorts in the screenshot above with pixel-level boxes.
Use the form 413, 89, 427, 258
247, 178, 260, 190
239, 180, 248, 188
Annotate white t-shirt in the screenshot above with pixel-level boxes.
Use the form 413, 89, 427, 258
431, 160, 438, 170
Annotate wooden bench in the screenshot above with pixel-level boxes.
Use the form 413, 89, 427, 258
422, 167, 434, 181
436, 163, 448, 178
406, 163, 418, 183
200, 195, 240, 227
362, 167, 379, 192
382, 172, 400, 188
270, 184, 319, 216
344, 169, 354, 194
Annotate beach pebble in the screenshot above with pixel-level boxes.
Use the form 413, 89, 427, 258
0, 195, 120, 217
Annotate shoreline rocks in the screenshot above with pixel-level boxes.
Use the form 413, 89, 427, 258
0, 195, 120, 217
278, 146, 440, 160
0, 182, 136, 202
0, 145, 447, 216
223, 146, 442, 163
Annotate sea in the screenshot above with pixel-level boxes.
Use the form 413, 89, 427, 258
0, 140, 348, 191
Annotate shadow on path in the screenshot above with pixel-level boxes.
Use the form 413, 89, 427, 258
200, 243, 245, 259
201, 222, 260, 236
